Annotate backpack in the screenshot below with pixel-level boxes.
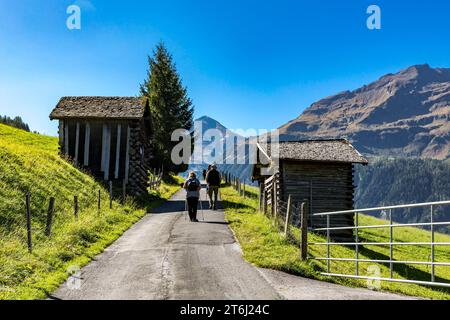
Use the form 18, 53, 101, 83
187, 179, 199, 192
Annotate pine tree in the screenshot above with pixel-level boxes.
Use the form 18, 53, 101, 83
140, 42, 194, 173
0, 115, 30, 132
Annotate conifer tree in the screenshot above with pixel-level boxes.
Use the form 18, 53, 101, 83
140, 42, 194, 173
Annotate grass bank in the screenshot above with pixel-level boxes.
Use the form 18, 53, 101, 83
221, 184, 450, 300
0, 124, 182, 299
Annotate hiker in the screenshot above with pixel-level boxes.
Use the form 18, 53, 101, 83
183, 171, 201, 222
206, 164, 221, 210
204, 164, 212, 200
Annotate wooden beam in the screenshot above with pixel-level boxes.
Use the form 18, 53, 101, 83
101, 124, 107, 172
104, 125, 111, 181
74, 122, 80, 166
114, 124, 122, 179
58, 121, 64, 148
84, 123, 90, 166
124, 125, 131, 184
64, 120, 69, 156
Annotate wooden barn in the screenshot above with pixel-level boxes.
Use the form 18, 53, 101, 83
252, 139, 368, 241
49, 96, 154, 196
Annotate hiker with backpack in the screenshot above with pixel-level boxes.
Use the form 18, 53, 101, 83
183, 171, 202, 222
206, 164, 221, 210
204, 164, 212, 201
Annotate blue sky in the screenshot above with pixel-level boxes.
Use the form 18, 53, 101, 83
0, 0, 449, 135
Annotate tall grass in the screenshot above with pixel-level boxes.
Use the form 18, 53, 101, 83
0, 124, 182, 299
221, 184, 450, 299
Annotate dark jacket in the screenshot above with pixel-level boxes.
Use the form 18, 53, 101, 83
206, 169, 221, 187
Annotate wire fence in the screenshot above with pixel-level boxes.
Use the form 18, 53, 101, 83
2, 169, 164, 254
309, 201, 450, 288
223, 170, 450, 289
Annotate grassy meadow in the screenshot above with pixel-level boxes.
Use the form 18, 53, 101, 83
0, 124, 182, 299
221, 184, 450, 299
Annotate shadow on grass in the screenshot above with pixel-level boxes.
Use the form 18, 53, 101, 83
358, 245, 450, 292
223, 183, 259, 200
221, 199, 255, 211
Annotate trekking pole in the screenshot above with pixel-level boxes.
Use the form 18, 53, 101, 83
200, 189, 205, 221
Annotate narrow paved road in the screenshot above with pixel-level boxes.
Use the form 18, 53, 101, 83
51, 185, 414, 300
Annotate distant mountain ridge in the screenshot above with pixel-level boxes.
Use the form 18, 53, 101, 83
278, 64, 450, 159
195, 115, 228, 136
188, 116, 253, 182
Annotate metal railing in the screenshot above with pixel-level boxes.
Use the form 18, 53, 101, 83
309, 200, 450, 288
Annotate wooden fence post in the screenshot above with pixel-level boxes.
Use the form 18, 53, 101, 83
74, 195, 78, 220
284, 195, 292, 238
274, 180, 278, 221
258, 184, 262, 211
263, 190, 267, 215
25, 193, 32, 253
45, 197, 55, 237
122, 179, 127, 203
270, 185, 274, 218
109, 181, 113, 209
300, 200, 309, 260
97, 189, 101, 213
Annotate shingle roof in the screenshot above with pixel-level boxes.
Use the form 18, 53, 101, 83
259, 139, 368, 164
49, 97, 146, 120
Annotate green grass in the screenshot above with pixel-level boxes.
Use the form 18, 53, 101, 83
222, 184, 450, 300
0, 124, 182, 300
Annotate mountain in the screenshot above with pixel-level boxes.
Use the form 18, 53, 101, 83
188, 116, 254, 183
355, 157, 450, 234
195, 115, 228, 135
278, 64, 450, 159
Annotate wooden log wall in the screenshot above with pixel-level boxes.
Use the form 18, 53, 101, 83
280, 160, 355, 241
127, 120, 154, 197
128, 124, 147, 196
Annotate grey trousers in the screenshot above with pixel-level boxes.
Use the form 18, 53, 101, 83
208, 186, 219, 208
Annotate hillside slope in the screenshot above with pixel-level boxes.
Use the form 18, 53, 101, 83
0, 124, 180, 299
355, 158, 450, 233
279, 64, 450, 159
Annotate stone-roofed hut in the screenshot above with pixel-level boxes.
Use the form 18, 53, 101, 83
252, 139, 368, 241
50, 97, 154, 196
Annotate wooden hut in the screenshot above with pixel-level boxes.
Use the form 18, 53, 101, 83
252, 139, 368, 241
49, 96, 154, 196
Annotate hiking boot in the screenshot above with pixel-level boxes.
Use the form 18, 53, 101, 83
193, 218, 199, 222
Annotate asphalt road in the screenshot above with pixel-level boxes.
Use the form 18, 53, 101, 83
51, 186, 414, 300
